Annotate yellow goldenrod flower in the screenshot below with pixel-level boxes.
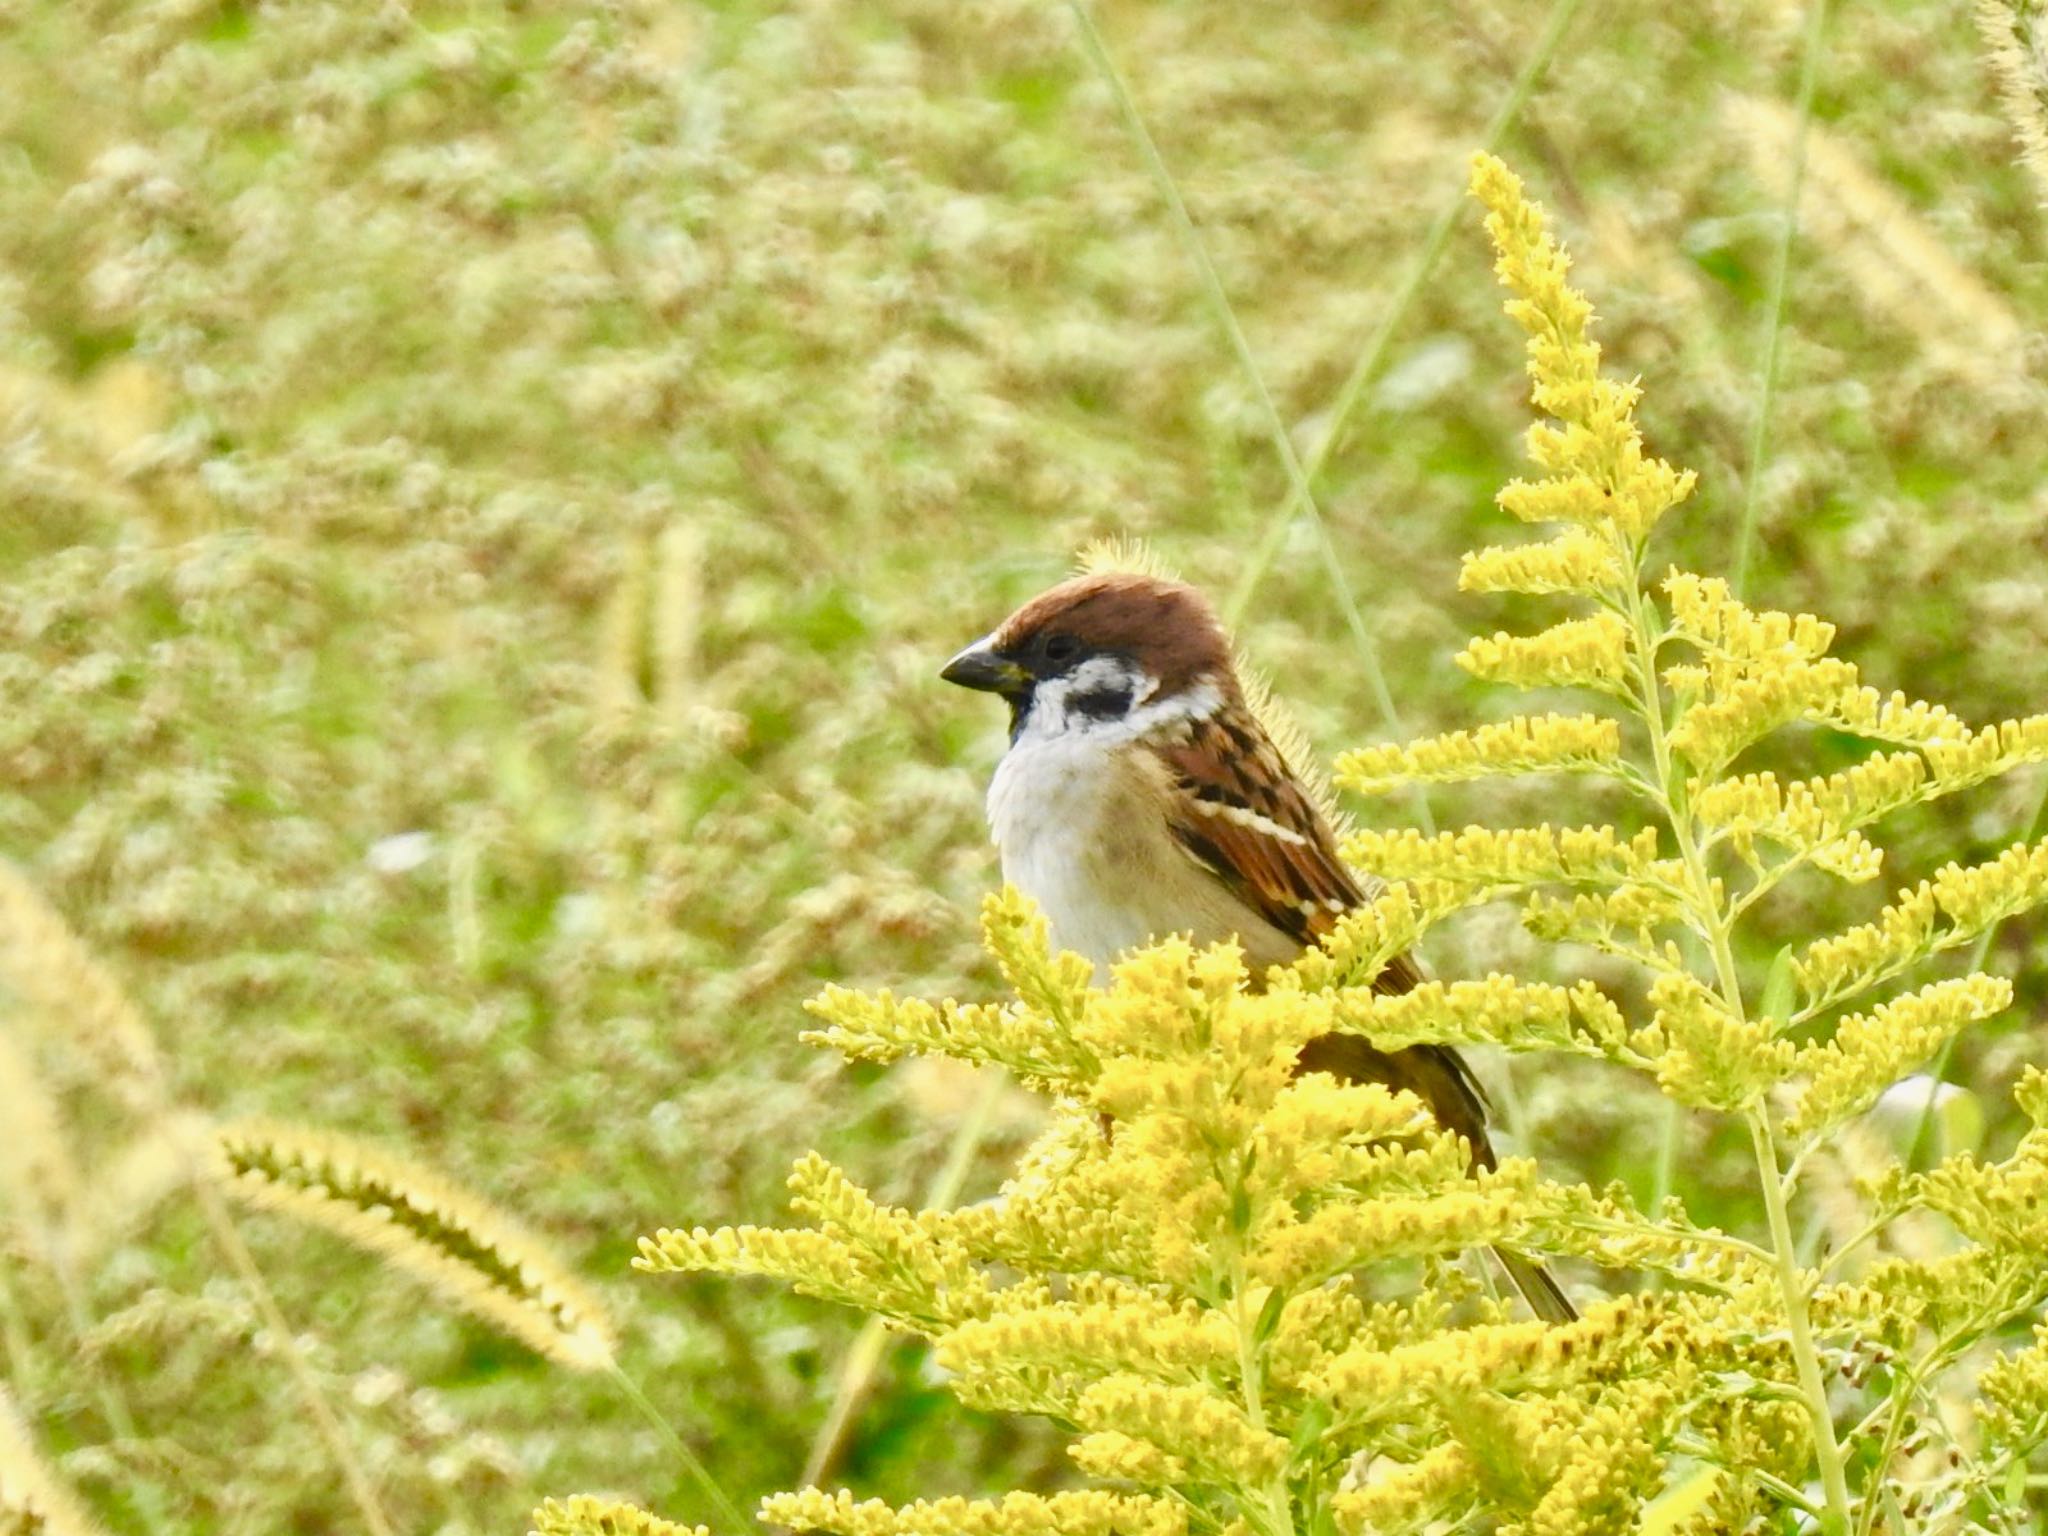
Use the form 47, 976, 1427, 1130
1458, 529, 1626, 598
1663, 574, 1837, 663
1787, 975, 2014, 1138
1069, 1432, 1189, 1485
1794, 835, 2048, 1015
1342, 824, 1661, 890
1335, 714, 1622, 797
1075, 1375, 1290, 1485
1470, 153, 1697, 549
531, 1495, 709, 1536
1521, 886, 1688, 968
1330, 972, 1632, 1060
1457, 612, 1635, 698
1278, 880, 1474, 993
937, 1292, 1237, 1390
1252, 1171, 1538, 1292
1633, 975, 1795, 1111
1330, 1443, 1474, 1534
1519, 1383, 1675, 1536
757, 1488, 1187, 1536
1977, 1318, 2048, 1461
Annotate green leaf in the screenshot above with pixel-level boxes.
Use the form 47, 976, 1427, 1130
1759, 945, 1797, 1031
1636, 1462, 1724, 1536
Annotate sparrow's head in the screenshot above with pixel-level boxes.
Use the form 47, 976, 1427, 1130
941, 573, 1234, 738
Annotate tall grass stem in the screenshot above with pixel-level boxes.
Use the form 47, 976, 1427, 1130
607, 1361, 754, 1536
1732, 0, 1833, 597
193, 1173, 397, 1536
1222, 0, 1589, 633
1064, 0, 1434, 829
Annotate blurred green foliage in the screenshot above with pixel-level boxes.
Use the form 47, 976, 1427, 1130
0, 0, 2044, 1531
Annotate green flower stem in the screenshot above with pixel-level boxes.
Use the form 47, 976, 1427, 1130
1671, 1435, 1821, 1516
1747, 1108, 1853, 1535
1615, 544, 1854, 1533
1228, 1257, 1293, 1536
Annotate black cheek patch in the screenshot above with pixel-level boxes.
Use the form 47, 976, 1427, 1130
1070, 682, 1135, 721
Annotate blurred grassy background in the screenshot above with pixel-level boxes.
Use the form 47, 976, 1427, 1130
3, 0, 2047, 1530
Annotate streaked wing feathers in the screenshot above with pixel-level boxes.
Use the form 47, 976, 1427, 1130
1150, 715, 1424, 997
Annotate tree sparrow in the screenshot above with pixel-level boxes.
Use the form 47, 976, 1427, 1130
942, 571, 1574, 1323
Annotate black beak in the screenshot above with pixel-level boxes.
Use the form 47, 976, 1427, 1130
940, 636, 1030, 696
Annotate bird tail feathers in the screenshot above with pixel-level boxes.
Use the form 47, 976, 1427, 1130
1493, 1246, 1576, 1324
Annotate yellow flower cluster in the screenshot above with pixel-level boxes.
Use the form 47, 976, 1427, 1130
1666, 656, 1865, 779
1516, 1382, 1675, 1536
1075, 1376, 1290, 1484
938, 1287, 1236, 1392
1634, 974, 1795, 1111
1691, 752, 1926, 866
1785, 975, 2014, 1138
1277, 880, 1473, 993
1459, 528, 1623, 597
530, 1496, 709, 1536
1794, 835, 2048, 1015
803, 896, 1102, 1084
1070, 1432, 1189, 1485
1910, 1067, 2048, 1253
1663, 574, 1837, 663
758, 1489, 1187, 1536
640, 1153, 995, 1329
1251, 1176, 1538, 1293
638, 881, 1746, 1532
1977, 1319, 2048, 1461
1456, 613, 1634, 698
1330, 974, 1634, 1060
1342, 824, 1661, 890
1655, 577, 1991, 785
1521, 884, 1686, 964
1335, 714, 1620, 797
1470, 153, 1698, 550
1329, 1443, 1473, 1534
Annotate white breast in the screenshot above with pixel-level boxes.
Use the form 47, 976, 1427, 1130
985, 675, 1301, 976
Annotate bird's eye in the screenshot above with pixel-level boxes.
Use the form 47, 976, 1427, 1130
1042, 633, 1080, 664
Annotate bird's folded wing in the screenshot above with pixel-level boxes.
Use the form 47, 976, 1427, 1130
1147, 721, 1425, 996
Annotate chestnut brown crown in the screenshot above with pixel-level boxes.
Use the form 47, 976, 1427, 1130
995, 573, 1234, 693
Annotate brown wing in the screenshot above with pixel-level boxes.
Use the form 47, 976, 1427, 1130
1149, 713, 1424, 995
1148, 712, 1485, 1135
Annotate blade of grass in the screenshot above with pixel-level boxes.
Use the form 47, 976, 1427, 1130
1732, 0, 1833, 598
193, 1173, 397, 1536
1223, 0, 1589, 632
1064, 0, 1435, 830
607, 1361, 754, 1536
